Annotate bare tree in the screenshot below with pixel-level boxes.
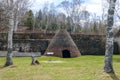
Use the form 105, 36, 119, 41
0, 0, 9, 31
42, 2, 49, 32
104, 0, 117, 73
100, 0, 109, 35
0, 0, 31, 66
13, 0, 31, 31
60, 0, 83, 32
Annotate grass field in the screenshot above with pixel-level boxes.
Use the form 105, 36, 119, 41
0, 55, 120, 80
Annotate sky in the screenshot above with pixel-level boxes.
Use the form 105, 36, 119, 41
83, 0, 102, 15
31, 0, 103, 16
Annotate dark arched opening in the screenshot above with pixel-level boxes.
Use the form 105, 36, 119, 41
62, 50, 71, 58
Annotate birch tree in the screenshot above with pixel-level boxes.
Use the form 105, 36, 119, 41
3, 0, 14, 66
104, 0, 117, 73
0, 0, 31, 66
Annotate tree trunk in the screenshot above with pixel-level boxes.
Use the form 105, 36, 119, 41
104, 0, 116, 73
4, 11, 14, 66
14, 17, 19, 31
73, 23, 76, 33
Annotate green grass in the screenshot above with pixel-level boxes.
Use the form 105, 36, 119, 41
0, 55, 120, 80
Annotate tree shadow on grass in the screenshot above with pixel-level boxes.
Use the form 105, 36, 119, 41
0, 65, 17, 69
0, 66, 5, 69
108, 73, 120, 80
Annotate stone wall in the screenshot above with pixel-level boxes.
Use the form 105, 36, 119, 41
71, 34, 106, 55
14, 40, 49, 55
0, 40, 49, 55
0, 33, 119, 55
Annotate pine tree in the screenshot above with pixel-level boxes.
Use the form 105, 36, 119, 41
24, 10, 34, 30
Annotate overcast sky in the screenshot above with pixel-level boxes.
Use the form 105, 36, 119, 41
31, 0, 103, 16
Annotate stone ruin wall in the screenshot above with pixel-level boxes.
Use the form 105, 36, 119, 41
0, 33, 119, 55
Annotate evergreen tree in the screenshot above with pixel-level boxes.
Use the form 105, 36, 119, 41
24, 10, 34, 30
34, 10, 42, 29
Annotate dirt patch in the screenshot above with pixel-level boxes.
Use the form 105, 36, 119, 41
0, 66, 4, 69
116, 60, 120, 63
41, 60, 64, 63
10, 65, 17, 68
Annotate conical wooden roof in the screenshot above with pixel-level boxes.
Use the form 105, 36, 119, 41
44, 29, 81, 58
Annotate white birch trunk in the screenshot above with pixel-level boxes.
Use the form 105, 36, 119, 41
104, 0, 116, 73
73, 24, 76, 33
5, 11, 14, 66
14, 18, 19, 31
